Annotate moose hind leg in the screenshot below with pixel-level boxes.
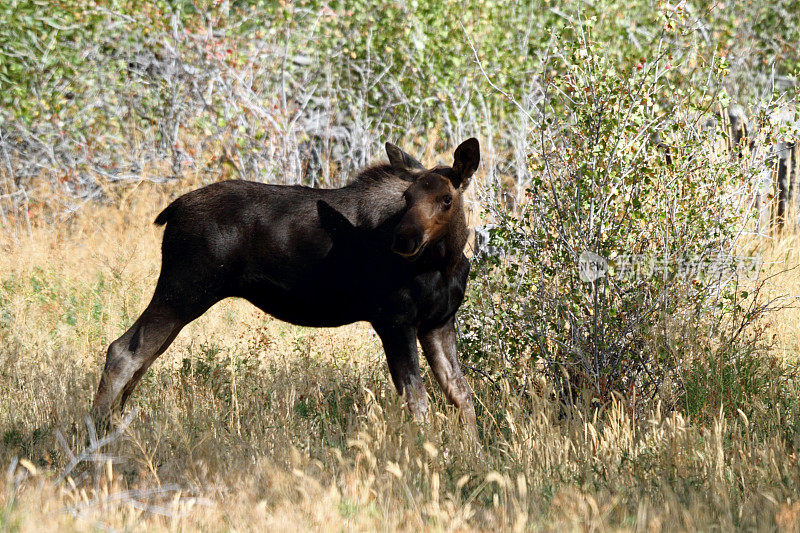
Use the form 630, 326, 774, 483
118, 324, 183, 411
419, 317, 477, 431
374, 324, 428, 420
92, 304, 185, 424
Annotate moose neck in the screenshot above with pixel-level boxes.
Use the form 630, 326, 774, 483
439, 194, 469, 275
341, 165, 410, 228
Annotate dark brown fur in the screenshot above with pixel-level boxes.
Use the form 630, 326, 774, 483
92, 139, 481, 432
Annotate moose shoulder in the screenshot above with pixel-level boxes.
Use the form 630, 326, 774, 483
93, 138, 481, 431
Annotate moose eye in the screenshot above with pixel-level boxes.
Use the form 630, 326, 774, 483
442, 194, 453, 207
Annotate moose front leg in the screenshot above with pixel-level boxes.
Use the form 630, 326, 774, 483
418, 316, 477, 433
374, 324, 428, 420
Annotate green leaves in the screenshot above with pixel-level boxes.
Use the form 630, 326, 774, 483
460, 12, 768, 407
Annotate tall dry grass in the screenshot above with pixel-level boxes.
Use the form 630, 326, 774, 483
0, 180, 799, 531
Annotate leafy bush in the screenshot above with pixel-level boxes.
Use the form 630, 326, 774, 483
459, 13, 780, 413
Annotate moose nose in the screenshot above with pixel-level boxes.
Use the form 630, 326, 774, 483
392, 234, 420, 256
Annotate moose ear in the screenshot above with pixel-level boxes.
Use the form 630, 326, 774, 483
317, 200, 356, 241
385, 142, 424, 171
451, 138, 480, 189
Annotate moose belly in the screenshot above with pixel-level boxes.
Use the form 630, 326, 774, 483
235, 269, 376, 327
238, 271, 463, 329
246, 289, 367, 327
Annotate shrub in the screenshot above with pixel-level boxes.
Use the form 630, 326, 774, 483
459, 12, 780, 414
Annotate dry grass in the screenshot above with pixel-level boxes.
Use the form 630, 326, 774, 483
759, 235, 800, 360
2, 181, 800, 531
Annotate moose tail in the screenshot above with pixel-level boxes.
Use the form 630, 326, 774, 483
154, 199, 181, 226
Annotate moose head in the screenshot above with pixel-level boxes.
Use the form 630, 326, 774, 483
387, 138, 480, 259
